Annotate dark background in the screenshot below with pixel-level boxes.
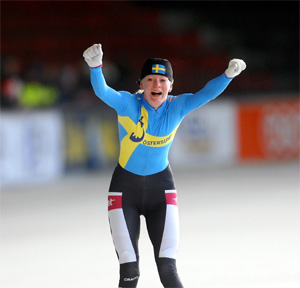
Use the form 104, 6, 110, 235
1, 1, 299, 108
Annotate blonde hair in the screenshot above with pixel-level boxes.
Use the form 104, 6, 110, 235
135, 89, 144, 94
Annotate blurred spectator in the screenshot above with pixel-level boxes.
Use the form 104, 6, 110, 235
18, 81, 59, 109
1, 56, 23, 109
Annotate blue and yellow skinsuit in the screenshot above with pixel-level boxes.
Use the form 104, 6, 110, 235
90, 66, 232, 288
91, 67, 232, 176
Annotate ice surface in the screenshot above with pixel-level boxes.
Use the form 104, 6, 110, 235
1, 163, 299, 287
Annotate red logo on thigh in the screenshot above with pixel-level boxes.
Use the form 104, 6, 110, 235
165, 192, 178, 206
108, 195, 122, 211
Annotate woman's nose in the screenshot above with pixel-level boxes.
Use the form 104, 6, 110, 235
153, 79, 160, 87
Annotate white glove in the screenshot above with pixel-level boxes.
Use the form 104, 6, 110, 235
83, 44, 103, 68
225, 59, 246, 78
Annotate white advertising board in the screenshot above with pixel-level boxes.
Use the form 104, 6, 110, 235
169, 101, 237, 168
0, 110, 65, 187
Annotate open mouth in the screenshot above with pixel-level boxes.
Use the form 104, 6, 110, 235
151, 92, 162, 96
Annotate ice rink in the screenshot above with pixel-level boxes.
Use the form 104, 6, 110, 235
1, 162, 299, 288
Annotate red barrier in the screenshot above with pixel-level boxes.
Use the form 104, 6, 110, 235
238, 98, 299, 160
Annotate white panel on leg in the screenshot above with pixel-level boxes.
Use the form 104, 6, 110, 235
159, 190, 180, 259
108, 192, 137, 264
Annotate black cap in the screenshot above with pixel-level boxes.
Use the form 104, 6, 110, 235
139, 58, 173, 83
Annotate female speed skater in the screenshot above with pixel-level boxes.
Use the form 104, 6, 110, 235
83, 43, 246, 287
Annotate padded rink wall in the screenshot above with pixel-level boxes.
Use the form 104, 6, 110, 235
170, 96, 299, 167
1, 96, 299, 187
237, 97, 299, 161
0, 110, 65, 186
169, 100, 238, 167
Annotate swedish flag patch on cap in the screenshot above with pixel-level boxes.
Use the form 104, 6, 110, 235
152, 64, 166, 75
139, 58, 173, 83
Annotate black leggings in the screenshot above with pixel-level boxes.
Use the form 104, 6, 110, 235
108, 164, 184, 288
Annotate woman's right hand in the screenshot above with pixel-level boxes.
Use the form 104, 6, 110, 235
83, 44, 103, 68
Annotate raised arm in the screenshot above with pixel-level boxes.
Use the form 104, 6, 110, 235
83, 44, 131, 113
179, 59, 246, 115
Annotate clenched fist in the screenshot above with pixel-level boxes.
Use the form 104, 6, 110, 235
225, 59, 246, 78
83, 44, 103, 68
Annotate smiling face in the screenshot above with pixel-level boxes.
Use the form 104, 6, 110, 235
140, 75, 173, 110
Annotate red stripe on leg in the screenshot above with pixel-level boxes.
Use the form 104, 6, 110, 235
108, 195, 122, 211
165, 192, 178, 206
